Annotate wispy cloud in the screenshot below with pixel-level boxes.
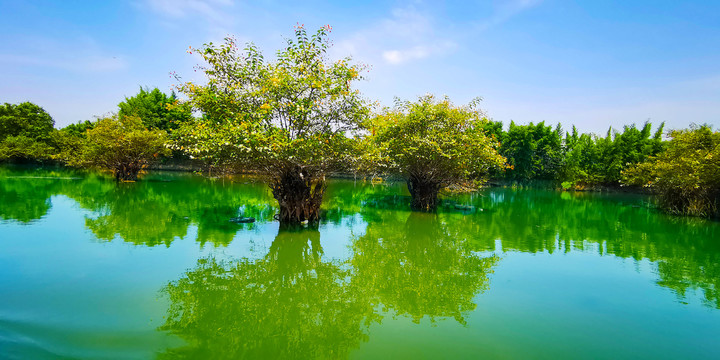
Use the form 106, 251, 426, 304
334, 6, 457, 66
475, 0, 544, 31
141, 0, 236, 39
144, 0, 233, 21
382, 42, 456, 65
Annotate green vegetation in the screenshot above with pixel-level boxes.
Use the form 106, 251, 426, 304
370, 95, 506, 211
118, 87, 192, 131
480, 120, 665, 187
61, 115, 170, 181
497, 121, 563, 181
173, 25, 369, 224
561, 122, 665, 186
623, 125, 719, 218
0, 102, 56, 161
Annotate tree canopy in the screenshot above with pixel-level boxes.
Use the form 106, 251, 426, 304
173, 25, 370, 223
118, 87, 192, 131
61, 115, 169, 181
623, 125, 719, 218
369, 95, 506, 210
0, 102, 56, 161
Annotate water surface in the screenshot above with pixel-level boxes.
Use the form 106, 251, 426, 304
1, 166, 719, 359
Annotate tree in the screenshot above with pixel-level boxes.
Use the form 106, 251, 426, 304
369, 95, 506, 211
173, 25, 369, 224
118, 87, 192, 131
62, 115, 170, 181
0, 102, 56, 161
623, 125, 719, 218
60, 120, 96, 138
500, 121, 563, 181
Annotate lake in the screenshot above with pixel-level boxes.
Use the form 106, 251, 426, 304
1, 165, 719, 359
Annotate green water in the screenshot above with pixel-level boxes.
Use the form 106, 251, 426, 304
1, 166, 719, 359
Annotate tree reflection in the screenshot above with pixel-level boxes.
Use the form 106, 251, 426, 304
0, 166, 79, 223
159, 227, 379, 359
352, 211, 497, 324
450, 188, 720, 308
64, 176, 277, 247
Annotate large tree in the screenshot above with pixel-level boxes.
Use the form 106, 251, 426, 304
173, 25, 369, 224
0, 102, 56, 161
63, 115, 170, 181
369, 95, 506, 211
118, 87, 192, 131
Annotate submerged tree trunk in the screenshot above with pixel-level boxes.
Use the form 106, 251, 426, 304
407, 174, 442, 212
269, 165, 326, 225
114, 161, 142, 182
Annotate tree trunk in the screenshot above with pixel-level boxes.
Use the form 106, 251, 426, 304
407, 174, 441, 212
114, 162, 141, 182
269, 165, 326, 225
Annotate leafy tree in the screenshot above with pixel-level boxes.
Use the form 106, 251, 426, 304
118, 87, 192, 131
623, 125, 719, 218
0, 102, 56, 161
500, 121, 564, 181
62, 115, 170, 181
559, 122, 664, 187
0, 102, 54, 141
369, 95, 506, 211
60, 120, 96, 138
173, 25, 370, 224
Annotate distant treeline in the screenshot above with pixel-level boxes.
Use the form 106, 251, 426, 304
480, 120, 665, 187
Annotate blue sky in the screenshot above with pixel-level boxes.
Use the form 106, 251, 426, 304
1, 0, 718, 134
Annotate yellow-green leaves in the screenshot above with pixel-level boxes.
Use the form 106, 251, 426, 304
174, 25, 370, 174
368, 95, 506, 187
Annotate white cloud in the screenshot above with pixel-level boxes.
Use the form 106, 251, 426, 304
382, 42, 456, 65
333, 6, 457, 66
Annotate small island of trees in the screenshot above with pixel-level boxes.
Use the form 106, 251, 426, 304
1, 25, 717, 221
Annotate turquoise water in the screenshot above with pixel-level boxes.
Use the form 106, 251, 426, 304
1, 166, 719, 359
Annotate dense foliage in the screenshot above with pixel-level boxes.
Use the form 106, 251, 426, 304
623, 125, 719, 218
60, 120, 96, 138
61, 115, 169, 181
480, 120, 666, 187
118, 87, 192, 131
498, 121, 563, 181
0, 102, 56, 161
173, 25, 369, 223
370, 95, 506, 210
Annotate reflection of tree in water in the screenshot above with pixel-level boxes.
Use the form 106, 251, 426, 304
159, 227, 379, 359
66, 176, 277, 247
352, 211, 498, 325
453, 188, 720, 308
0, 166, 85, 223
0, 175, 55, 223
